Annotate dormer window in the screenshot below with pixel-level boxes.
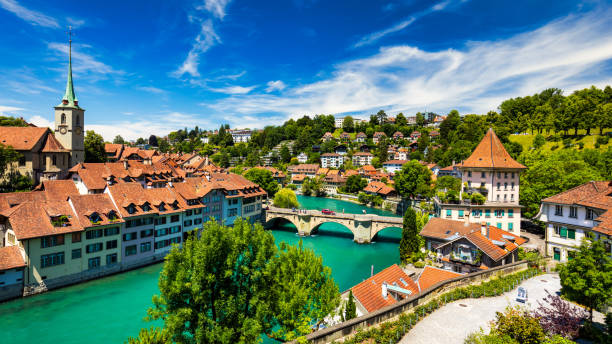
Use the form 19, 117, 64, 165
89, 212, 102, 224
142, 203, 151, 212
51, 215, 70, 227
157, 203, 166, 211
127, 204, 135, 214
171, 202, 179, 210
108, 211, 119, 222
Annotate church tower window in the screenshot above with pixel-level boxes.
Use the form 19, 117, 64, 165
61, 113, 66, 124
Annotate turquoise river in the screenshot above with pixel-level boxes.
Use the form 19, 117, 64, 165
0, 196, 401, 343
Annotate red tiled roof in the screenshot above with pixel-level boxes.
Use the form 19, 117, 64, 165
0, 126, 47, 150
383, 160, 409, 165
351, 264, 419, 313
416, 266, 462, 291
364, 181, 395, 196
541, 181, 611, 206
69, 194, 125, 228
461, 128, 526, 169
41, 132, 68, 152
1, 200, 82, 240
0, 246, 25, 270
38, 180, 79, 200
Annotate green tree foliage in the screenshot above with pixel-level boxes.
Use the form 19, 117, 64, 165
84, 130, 106, 163
558, 238, 612, 321
125, 327, 171, 344
393, 160, 433, 199
342, 116, 354, 133
0, 143, 33, 192
0, 116, 28, 127
267, 241, 340, 340
533, 134, 546, 149
302, 176, 326, 197
344, 291, 357, 321
148, 135, 158, 147
113, 135, 125, 144
435, 175, 461, 192
273, 188, 300, 208
490, 306, 546, 344
143, 220, 338, 344
244, 168, 279, 197
280, 145, 291, 163
343, 175, 368, 193
400, 208, 420, 262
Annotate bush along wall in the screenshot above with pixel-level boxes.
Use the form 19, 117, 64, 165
336, 267, 542, 344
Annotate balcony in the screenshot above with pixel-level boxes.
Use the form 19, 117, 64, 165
450, 251, 481, 266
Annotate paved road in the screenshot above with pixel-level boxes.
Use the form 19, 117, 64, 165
399, 274, 599, 344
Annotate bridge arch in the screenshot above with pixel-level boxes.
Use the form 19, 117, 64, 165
265, 216, 299, 233
311, 220, 355, 240
371, 225, 402, 242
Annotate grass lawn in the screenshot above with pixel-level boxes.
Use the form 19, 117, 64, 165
509, 128, 612, 152
332, 128, 357, 140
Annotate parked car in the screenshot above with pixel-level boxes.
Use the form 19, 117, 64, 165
321, 209, 335, 215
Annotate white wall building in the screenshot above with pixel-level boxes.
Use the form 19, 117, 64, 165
321, 153, 344, 168
352, 152, 373, 166
230, 130, 251, 143
335, 117, 344, 128
297, 152, 308, 164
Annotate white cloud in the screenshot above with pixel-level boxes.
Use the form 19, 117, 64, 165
87, 112, 215, 141
353, 0, 464, 48
197, 0, 232, 20
48, 42, 121, 77
206, 9, 612, 122
265, 80, 287, 92
0, 0, 59, 28
0, 105, 24, 113
66, 17, 85, 28
208, 85, 256, 94
137, 86, 165, 94
28, 115, 53, 128
173, 20, 221, 78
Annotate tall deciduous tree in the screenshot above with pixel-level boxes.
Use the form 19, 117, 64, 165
113, 135, 125, 144
393, 160, 433, 199
273, 188, 299, 208
342, 116, 354, 133
344, 291, 357, 321
343, 175, 367, 193
245, 168, 279, 197
400, 208, 420, 262
558, 238, 612, 321
84, 130, 106, 163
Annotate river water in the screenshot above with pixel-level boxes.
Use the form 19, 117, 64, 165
0, 196, 401, 343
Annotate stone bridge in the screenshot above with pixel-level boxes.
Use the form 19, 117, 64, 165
264, 207, 403, 243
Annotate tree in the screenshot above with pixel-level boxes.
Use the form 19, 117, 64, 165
302, 175, 326, 197
342, 116, 354, 133
490, 306, 546, 344
533, 134, 546, 149
416, 112, 426, 127
158, 139, 170, 153
435, 175, 461, 192
146, 219, 277, 344
395, 113, 407, 127
273, 188, 300, 208
148, 135, 158, 147
280, 145, 291, 163
0, 116, 28, 127
267, 241, 339, 341
400, 208, 420, 262
440, 110, 461, 139
344, 291, 357, 321
113, 135, 125, 144
376, 138, 388, 163
533, 290, 587, 339
376, 110, 387, 125
393, 160, 433, 199
343, 175, 367, 193
84, 130, 106, 163
245, 168, 279, 197
125, 327, 171, 344
558, 238, 612, 321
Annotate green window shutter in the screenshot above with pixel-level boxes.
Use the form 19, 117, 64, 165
568, 228, 575, 239
459, 210, 464, 217
446, 209, 452, 216
497, 223, 502, 229
560, 227, 568, 238
553, 250, 561, 261
508, 223, 513, 230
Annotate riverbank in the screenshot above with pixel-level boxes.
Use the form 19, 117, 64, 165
0, 196, 401, 344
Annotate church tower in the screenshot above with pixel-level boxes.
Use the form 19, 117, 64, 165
54, 27, 84, 167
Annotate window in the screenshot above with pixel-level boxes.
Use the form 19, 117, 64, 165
508, 209, 514, 218
559, 227, 568, 238
41, 235, 64, 248
186, 210, 193, 216
446, 209, 452, 218
184, 220, 193, 226
457, 210, 464, 218
106, 253, 117, 265
496, 223, 502, 229
504, 172, 508, 178
72, 232, 81, 243
508, 223, 513, 231
467, 171, 472, 177
194, 218, 202, 225
497, 172, 501, 178
553, 248, 561, 261
127, 205, 135, 214
140, 229, 153, 238
104, 227, 119, 236
586, 209, 596, 220
554, 225, 561, 236
554, 205, 563, 216
89, 212, 102, 224
61, 113, 66, 124
155, 228, 168, 237
86, 243, 103, 253
142, 204, 151, 212
496, 183, 501, 190
485, 209, 491, 218
472, 209, 482, 217
511, 172, 515, 178
125, 245, 137, 256
88, 257, 101, 269
567, 228, 576, 240
123, 232, 137, 241
170, 215, 180, 223
169, 226, 181, 234
72, 249, 81, 259
495, 210, 504, 217
140, 242, 151, 253
569, 207, 577, 218
52, 155, 57, 166
511, 182, 515, 190
504, 182, 508, 190
86, 229, 103, 240
228, 208, 238, 217
194, 208, 202, 215
41, 252, 65, 268
496, 195, 500, 201
481, 172, 486, 178
155, 217, 167, 225
106, 240, 117, 250
511, 194, 515, 201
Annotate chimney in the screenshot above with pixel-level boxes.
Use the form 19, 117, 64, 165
481, 222, 488, 237
381, 283, 388, 299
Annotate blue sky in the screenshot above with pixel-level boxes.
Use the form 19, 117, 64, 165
1, 0, 612, 140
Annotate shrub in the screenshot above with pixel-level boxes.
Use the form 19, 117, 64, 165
413, 261, 425, 268
273, 188, 300, 209
490, 306, 546, 344
533, 134, 546, 149
562, 138, 572, 148
471, 193, 486, 205
551, 144, 559, 151
533, 290, 587, 339
577, 142, 584, 149
596, 136, 609, 145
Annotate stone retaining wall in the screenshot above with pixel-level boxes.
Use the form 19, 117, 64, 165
293, 260, 529, 344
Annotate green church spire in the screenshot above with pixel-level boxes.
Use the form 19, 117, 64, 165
59, 26, 80, 108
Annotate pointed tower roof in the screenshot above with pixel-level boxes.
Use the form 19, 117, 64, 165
461, 128, 526, 169
57, 28, 81, 109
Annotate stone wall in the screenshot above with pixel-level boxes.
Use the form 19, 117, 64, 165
292, 260, 529, 344
0, 283, 23, 302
